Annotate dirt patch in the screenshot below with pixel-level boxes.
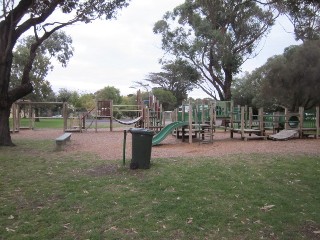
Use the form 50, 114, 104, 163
300, 221, 320, 240
86, 164, 119, 177
11, 128, 320, 160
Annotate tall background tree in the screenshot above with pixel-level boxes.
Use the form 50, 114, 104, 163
95, 86, 122, 104
144, 59, 201, 106
232, 40, 320, 112
152, 88, 177, 111
154, 0, 275, 101
0, 0, 130, 146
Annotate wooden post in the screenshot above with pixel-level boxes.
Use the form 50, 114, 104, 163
249, 107, 253, 129
95, 101, 98, 133
110, 100, 113, 132
161, 105, 166, 127
230, 101, 234, 129
209, 101, 214, 142
273, 112, 278, 133
145, 106, 149, 129
174, 108, 178, 122
259, 108, 264, 136
244, 105, 248, 128
299, 107, 304, 138
63, 102, 68, 132
212, 101, 216, 132
240, 106, 245, 138
28, 103, 33, 129
230, 102, 234, 138
79, 115, 83, 133
182, 104, 185, 122
284, 108, 289, 130
189, 100, 193, 144
31, 108, 35, 130
201, 99, 205, 124
316, 106, 319, 139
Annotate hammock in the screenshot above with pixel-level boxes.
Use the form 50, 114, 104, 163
113, 116, 142, 125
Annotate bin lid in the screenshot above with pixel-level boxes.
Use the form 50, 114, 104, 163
129, 128, 155, 136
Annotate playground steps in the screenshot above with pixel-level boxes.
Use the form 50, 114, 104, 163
173, 129, 199, 139
268, 130, 299, 141
198, 125, 214, 144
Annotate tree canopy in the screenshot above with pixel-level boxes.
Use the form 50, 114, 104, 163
272, 0, 320, 41
95, 86, 122, 104
0, 0, 130, 146
154, 0, 275, 101
10, 31, 73, 102
145, 59, 201, 106
232, 40, 320, 111
152, 88, 177, 111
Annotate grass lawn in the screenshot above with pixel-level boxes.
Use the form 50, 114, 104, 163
11, 118, 130, 130
0, 139, 319, 239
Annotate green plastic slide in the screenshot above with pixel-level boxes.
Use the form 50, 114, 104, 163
152, 121, 188, 146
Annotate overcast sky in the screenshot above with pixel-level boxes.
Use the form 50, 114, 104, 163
47, 0, 300, 99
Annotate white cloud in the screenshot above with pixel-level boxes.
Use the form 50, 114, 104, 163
47, 0, 300, 99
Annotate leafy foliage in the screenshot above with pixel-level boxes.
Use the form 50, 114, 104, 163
271, 0, 320, 41
152, 88, 177, 111
10, 31, 73, 102
95, 86, 122, 104
0, 0, 130, 145
145, 59, 200, 106
154, 0, 275, 100
233, 40, 320, 111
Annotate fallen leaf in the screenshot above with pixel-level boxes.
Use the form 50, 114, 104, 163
8, 215, 14, 220
63, 223, 70, 229
187, 217, 193, 224
314, 231, 320, 234
6, 227, 15, 232
260, 205, 275, 212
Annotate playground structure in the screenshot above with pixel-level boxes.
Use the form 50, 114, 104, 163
229, 105, 320, 140
10, 100, 95, 133
9, 100, 71, 133
170, 99, 216, 144
9, 90, 166, 134
92, 99, 143, 132
167, 100, 319, 143
8, 96, 319, 144
90, 90, 165, 132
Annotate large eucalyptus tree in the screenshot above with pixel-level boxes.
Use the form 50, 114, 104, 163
154, 0, 275, 100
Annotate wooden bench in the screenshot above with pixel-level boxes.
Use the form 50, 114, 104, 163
55, 133, 72, 150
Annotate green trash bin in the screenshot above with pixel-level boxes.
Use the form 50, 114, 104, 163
129, 128, 155, 169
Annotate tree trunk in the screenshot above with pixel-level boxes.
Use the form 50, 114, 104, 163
0, 103, 14, 146
223, 69, 233, 101
0, 49, 15, 146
